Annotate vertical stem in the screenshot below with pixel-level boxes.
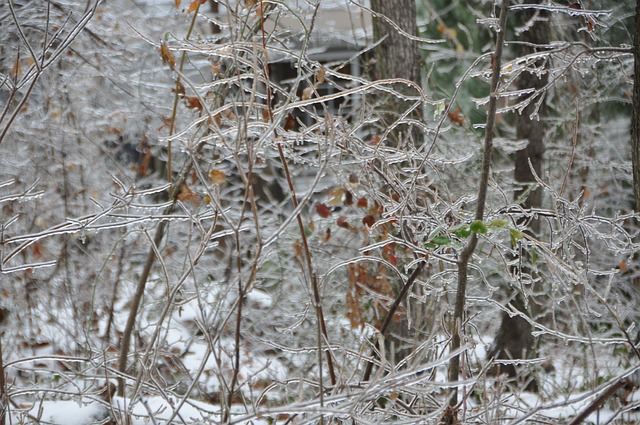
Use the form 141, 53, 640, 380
167, 2, 202, 184
116, 158, 195, 396
447, 0, 510, 413
632, 0, 640, 213
257, 0, 336, 393
0, 333, 5, 425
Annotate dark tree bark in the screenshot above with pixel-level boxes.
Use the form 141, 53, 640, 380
632, 0, 640, 213
370, 0, 422, 145
488, 2, 550, 391
370, 0, 421, 85
364, 0, 422, 372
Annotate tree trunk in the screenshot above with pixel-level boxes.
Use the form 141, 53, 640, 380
370, 0, 421, 85
370, 0, 422, 146
489, 2, 550, 392
366, 0, 422, 371
632, 0, 640, 213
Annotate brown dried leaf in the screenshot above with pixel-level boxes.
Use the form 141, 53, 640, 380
337, 216, 350, 229
301, 86, 314, 101
284, 114, 296, 131
10, 59, 22, 79
315, 203, 331, 218
209, 169, 225, 185
178, 183, 199, 204
327, 187, 344, 206
362, 214, 375, 227
160, 42, 176, 69
172, 82, 186, 96
357, 197, 368, 208
184, 96, 203, 111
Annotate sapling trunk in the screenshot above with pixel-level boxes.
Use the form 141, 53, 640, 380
445, 0, 510, 417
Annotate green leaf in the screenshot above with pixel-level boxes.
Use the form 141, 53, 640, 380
509, 228, 524, 246
531, 246, 537, 264
449, 224, 471, 238
470, 220, 487, 234
431, 235, 451, 246
434, 100, 446, 120
488, 218, 509, 228
428, 225, 446, 240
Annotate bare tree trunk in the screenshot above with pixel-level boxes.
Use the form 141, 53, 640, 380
368, 0, 422, 370
632, 0, 640, 213
488, 1, 550, 392
0, 309, 6, 425
444, 3, 510, 422
370, 0, 422, 146
370, 0, 420, 85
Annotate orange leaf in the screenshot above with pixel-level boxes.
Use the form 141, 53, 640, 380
178, 183, 199, 204
187, 0, 205, 13
315, 68, 325, 84
322, 228, 331, 243
184, 96, 203, 111
448, 107, 464, 126
175, 0, 181, 7
209, 169, 225, 185
159, 42, 176, 69
618, 261, 628, 272
138, 147, 152, 177
357, 197, 368, 208
315, 203, 331, 218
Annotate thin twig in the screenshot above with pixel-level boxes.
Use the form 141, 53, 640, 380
362, 262, 425, 382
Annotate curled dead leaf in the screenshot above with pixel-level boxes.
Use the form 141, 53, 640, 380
302, 86, 314, 101
184, 96, 203, 111
160, 41, 176, 69
178, 183, 200, 204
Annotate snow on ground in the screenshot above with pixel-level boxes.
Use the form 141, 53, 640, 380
13, 397, 270, 425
